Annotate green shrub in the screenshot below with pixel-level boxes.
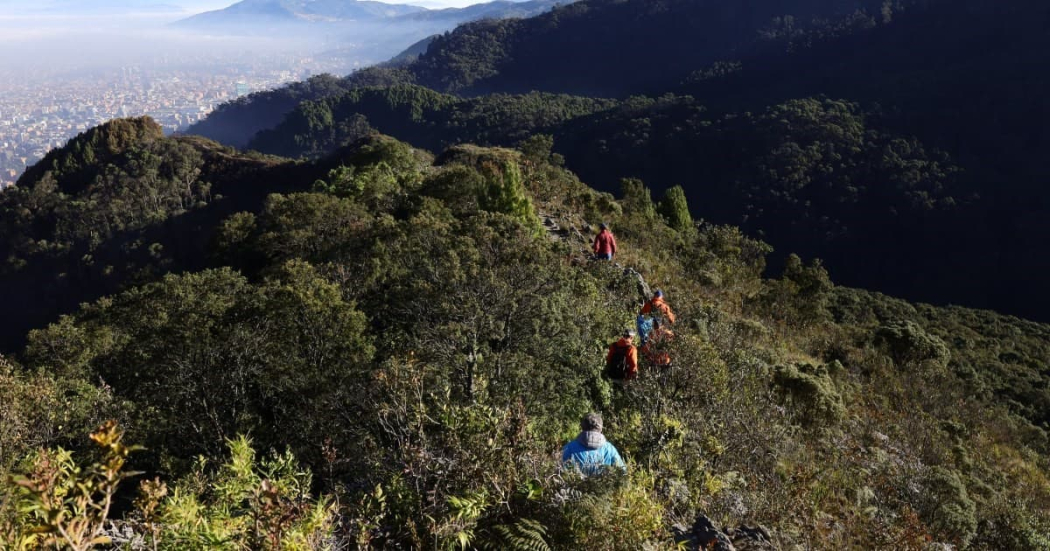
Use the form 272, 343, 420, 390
3, 421, 138, 551
150, 436, 335, 550
658, 185, 694, 233
920, 466, 977, 547
619, 177, 657, 221
772, 362, 846, 425
876, 320, 951, 368
478, 161, 541, 235
552, 470, 669, 550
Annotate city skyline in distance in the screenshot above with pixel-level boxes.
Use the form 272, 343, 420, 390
0, 0, 551, 189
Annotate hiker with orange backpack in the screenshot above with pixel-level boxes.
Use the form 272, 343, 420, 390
604, 329, 639, 380
640, 289, 676, 324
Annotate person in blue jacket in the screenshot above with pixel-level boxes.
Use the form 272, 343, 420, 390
561, 412, 626, 475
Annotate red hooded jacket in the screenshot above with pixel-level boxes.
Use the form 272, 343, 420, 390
593, 229, 617, 256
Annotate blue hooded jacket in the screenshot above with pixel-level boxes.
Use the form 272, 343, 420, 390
562, 431, 626, 475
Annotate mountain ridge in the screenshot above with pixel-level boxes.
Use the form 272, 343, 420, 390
176, 0, 426, 26
1, 120, 1048, 547
185, 0, 1050, 322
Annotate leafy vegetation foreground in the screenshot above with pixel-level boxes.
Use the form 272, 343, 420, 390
1, 128, 1049, 549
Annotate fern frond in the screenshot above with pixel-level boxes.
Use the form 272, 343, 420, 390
483, 518, 551, 551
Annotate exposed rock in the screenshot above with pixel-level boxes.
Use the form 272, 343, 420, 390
728, 524, 775, 550
624, 266, 652, 301
676, 514, 777, 551
692, 515, 736, 551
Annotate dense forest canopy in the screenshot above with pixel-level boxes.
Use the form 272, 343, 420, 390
2, 124, 1049, 548
186, 0, 1050, 321
237, 85, 985, 321
0, 117, 305, 351
186, 0, 903, 146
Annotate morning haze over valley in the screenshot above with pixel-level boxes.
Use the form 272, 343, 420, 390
1, 1, 1049, 549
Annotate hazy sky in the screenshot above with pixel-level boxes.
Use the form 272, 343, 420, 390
0, 0, 516, 16
180, 0, 500, 9
0, 0, 507, 24
0, 0, 514, 73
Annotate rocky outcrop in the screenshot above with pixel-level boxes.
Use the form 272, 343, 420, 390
674, 514, 776, 551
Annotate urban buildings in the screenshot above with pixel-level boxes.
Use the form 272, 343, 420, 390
0, 51, 354, 189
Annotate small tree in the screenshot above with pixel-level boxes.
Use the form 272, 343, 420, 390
519, 134, 555, 165
620, 178, 656, 220
657, 185, 694, 233
479, 161, 541, 236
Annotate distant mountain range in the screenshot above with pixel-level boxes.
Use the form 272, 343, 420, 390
176, 0, 425, 26
397, 0, 565, 22
175, 0, 561, 29
172, 0, 568, 63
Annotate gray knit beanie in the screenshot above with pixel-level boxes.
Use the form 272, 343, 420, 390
580, 412, 603, 433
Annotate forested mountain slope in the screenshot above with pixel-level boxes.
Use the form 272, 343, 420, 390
247, 85, 617, 157
675, 0, 1050, 320
186, 73, 359, 148
397, 0, 892, 96
0, 117, 310, 351
1, 120, 1049, 548
185, 0, 1050, 320
242, 86, 989, 320
187, 0, 894, 146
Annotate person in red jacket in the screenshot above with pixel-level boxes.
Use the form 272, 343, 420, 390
605, 329, 639, 380
593, 223, 617, 260
640, 289, 677, 324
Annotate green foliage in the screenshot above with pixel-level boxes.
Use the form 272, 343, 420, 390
1, 134, 209, 268
478, 161, 541, 235
420, 165, 487, 216
25, 263, 374, 464
920, 466, 977, 547
484, 518, 551, 551
0, 121, 286, 352
4, 421, 139, 551
0, 354, 119, 471
190, 73, 359, 147
187, 0, 1050, 324
17, 117, 166, 191
313, 162, 401, 211
553, 470, 669, 549
251, 193, 371, 267
619, 177, 656, 220
758, 253, 834, 326
150, 437, 335, 550
4, 132, 1050, 549
657, 185, 693, 233
683, 224, 771, 302
875, 319, 951, 369
249, 85, 615, 160
971, 494, 1050, 550
772, 362, 846, 426
518, 134, 555, 165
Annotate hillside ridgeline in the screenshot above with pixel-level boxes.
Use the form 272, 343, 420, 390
1, 122, 1048, 548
